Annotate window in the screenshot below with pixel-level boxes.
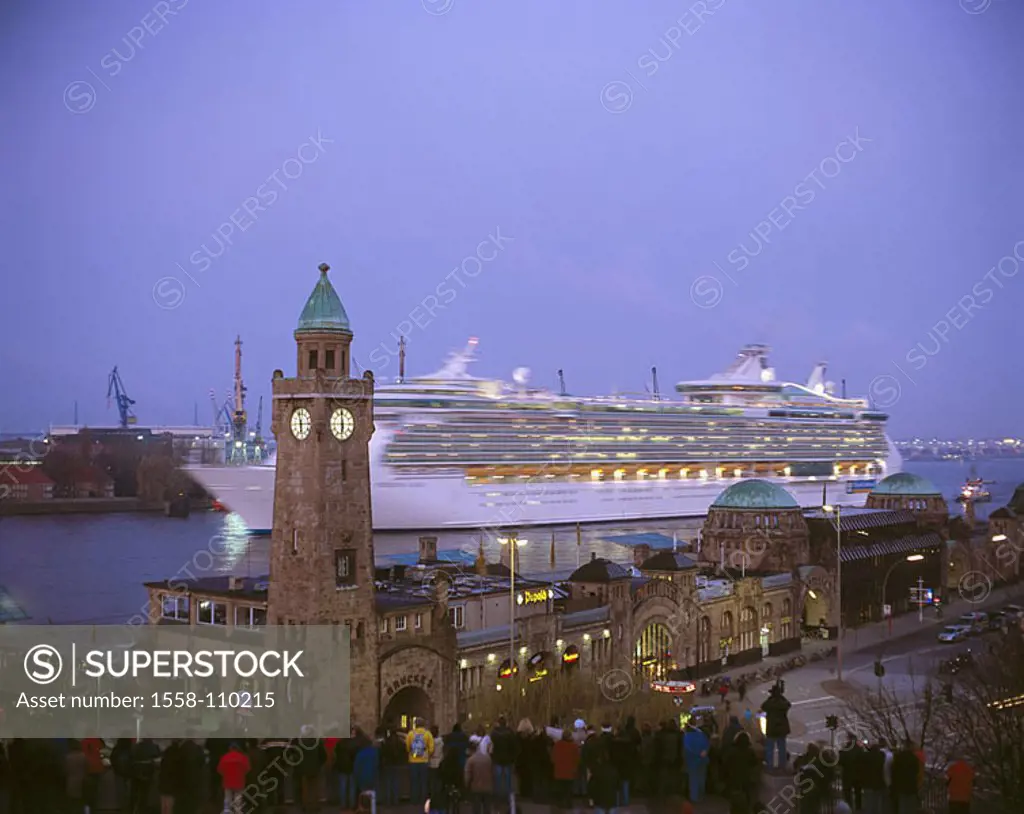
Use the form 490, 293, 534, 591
197, 600, 227, 625
235, 605, 267, 628
308, 349, 318, 370
161, 594, 189, 621
449, 606, 465, 629
380, 617, 389, 634
335, 549, 356, 587
325, 349, 335, 370
414, 613, 423, 629
342, 461, 348, 482
395, 615, 407, 632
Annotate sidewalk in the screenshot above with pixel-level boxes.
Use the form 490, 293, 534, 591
243, 798, 730, 814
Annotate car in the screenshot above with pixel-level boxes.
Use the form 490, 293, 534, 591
987, 611, 1008, 631
938, 625, 970, 643
957, 612, 988, 634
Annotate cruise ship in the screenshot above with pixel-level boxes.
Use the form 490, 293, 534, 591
187, 342, 900, 533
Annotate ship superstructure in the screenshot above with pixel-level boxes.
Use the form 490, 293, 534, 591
187, 342, 900, 532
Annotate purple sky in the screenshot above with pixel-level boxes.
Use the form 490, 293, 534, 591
1, 0, 1021, 438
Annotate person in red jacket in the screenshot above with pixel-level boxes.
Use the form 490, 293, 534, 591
217, 742, 251, 813
551, 730, 580, 809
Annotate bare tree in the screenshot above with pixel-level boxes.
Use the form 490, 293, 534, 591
843, 633, 1024, 812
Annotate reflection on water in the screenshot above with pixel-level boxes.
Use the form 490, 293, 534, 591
1, 460, 1020, 625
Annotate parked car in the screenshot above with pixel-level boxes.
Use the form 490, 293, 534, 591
938, 625, 971, 643
957, 612, 988, 634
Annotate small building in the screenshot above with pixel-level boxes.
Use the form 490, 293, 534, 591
0, 465, 54, 501
865, 472, 949, 531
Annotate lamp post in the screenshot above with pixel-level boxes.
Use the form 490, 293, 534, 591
499, 533, 527, 672
822, 505, 843, 682
881, 554, 925, 636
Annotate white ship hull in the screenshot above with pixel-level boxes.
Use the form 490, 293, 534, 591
187, 431, 900, 533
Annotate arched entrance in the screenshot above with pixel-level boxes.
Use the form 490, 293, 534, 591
803, 590, 829, 631
383, 686, 434, 732
634, 621, 674, 679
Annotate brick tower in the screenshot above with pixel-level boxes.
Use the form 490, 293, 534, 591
267, 262, 380, 733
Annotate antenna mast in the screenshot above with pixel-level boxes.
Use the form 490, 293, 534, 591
652, 366, 660, 400
557, 369, 566, 396
398, 336, 407, 381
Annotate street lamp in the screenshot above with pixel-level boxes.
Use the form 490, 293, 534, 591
881, 554, 925, 635
822, 505, 843, 682
499, 533, 527, 672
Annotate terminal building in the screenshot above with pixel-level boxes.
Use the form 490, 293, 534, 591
144, 263, 1020, 733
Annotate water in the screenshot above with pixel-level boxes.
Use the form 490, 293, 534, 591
1, 460, 1020, 624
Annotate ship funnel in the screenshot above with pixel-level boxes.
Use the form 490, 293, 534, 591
806, 360, 828, 393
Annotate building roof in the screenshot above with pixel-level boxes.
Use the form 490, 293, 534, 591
1, 465, 53, 485
870, 472, 941, 497
989, 506, 1017, 520
296, 263, 351, 334
804, 507, 917, 533
839, 532, 943, 563
601, 532, 679, 550
640, 551, 699, 571
0, 584, 29, 622
710, 479, 799, 510
568, 554, 631, 583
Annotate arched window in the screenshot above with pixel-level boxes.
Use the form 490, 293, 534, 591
763, 602, 774, 642
721, 610, 734, 638
781, 597, 793, 640
739, 606, 757, 651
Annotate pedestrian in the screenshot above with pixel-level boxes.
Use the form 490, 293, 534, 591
0, 740, 9, 814
738, 679, 748, 703
464, 742, 493, 814
333, 730, 357, 810
890, 740, 920, 814
724, 730, 760, 813
683, 720, 710, 803
217, 743, 251, 814
609, 720, 638, 806
79, 736, 105, 814
446, 723, 470, 773
586, 750, 618, 814
379, 725, 406, 806
244, 740, 269, 814
65, 740, 88, 814
839, 733, 865, 812
406, 717, 435, 804
513, 719, 535, 799
654, 718, 682, 799
760, 683, 792, 771
946, 754, 974, 814
488, 716, 517, 800
861, 740, 888, 814
157, 739, 184, 814
175, 739, 207, 814
551, 730, 579, 809
130, 737, 161, 814
429, 725, 446, 804
352, 728, 379, 803
295, 729, 327, 812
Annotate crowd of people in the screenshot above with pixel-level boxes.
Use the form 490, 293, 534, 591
0, 702, 979, 814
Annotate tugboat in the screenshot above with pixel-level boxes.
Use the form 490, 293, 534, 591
956, 467, 993, 504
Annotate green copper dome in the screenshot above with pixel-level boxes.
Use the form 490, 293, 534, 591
296, 263, 351, 334
711, 479, 799, 510
870, 472, 941, 497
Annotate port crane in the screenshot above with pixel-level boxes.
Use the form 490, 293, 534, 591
106, 366, 137, 428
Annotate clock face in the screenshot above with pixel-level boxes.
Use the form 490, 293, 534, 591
290, 407, 311, 440
330, 407, 355, 441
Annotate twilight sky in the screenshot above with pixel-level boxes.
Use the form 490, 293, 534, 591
1, 0, 1021, 438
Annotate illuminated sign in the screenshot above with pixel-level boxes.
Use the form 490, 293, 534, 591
529, 669, 549, 683
528, 652, 548, 669
652, 680, 696, 696
562, 645, 580, 666
498, 659, 518, 679
521, 588, 551, 606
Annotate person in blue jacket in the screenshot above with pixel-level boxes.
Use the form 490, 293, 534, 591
352, 727, 380, 802
682, 721, 710, 803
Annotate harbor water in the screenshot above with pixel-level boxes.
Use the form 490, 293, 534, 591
1, 460, 1020, 625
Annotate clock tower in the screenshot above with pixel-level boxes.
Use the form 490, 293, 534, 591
267, 261, 380, 732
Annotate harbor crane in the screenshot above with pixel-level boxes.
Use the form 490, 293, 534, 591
106, 366, 137, 428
